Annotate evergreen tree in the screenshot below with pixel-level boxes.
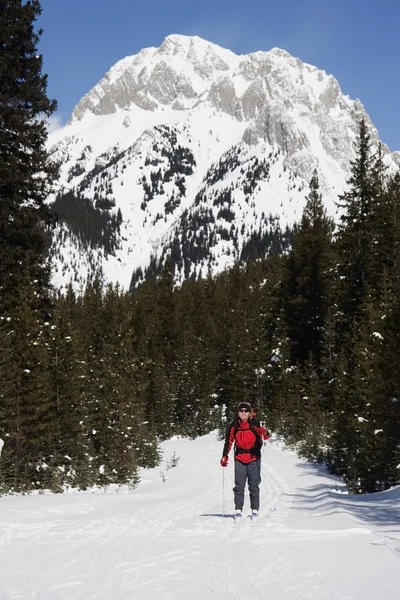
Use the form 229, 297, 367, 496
344, 301, 382, 492
335, 118, 375, 332
372, 171, 400, 294
280, 363, 303, 444
324, 348, 353, 476
47, 287, 97, 489
0, 282, 54, 492
318, 306, 339, 447
212, 264, 268, 416
298, 355, 325, 463
0, 0, 57, 314
171, 277, 219, 437
365, 280, 400, 490
264, 311, 292, 433
283, 170, 334, 365
138, 257, 178, 436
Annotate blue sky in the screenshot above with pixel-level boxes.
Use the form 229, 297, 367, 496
39, 0, 400, 150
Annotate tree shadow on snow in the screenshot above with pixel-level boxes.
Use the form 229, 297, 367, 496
286, 461, 400, 527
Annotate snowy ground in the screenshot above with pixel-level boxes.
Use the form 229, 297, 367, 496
0, 433, 399, 600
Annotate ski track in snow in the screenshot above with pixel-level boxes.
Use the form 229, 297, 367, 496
0, 434, 399, 599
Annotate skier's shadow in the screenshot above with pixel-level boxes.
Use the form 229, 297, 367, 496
201, 513, 235, 519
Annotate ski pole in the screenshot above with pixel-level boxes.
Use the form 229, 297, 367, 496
222, 468, 225, 516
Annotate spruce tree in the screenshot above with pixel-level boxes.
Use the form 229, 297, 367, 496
0, 282, 54, 492
373, 171, 400, 294
325, 348, 353, 476
365, 278, 400, 490
47, 287, 97, 489
345, 301, 382, 492
171, 277, 218, 437
374, 299, 400, 489
283, 170, 334, 365
298, 354, 325, 463
212, 264, 266, 415
335, 118, 375, 332
0, 0, 57, 314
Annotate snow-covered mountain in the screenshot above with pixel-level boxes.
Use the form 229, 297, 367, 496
47, 34, 399, 291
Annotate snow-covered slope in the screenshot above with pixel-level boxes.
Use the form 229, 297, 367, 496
47, 34, 399, 291
1, 433, 399, 599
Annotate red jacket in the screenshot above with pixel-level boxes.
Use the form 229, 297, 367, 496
223, 418, 269, 464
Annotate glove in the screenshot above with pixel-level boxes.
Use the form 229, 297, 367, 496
220, 456, 228, 467
260, 427, 269, 440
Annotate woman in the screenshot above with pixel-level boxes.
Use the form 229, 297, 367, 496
220, 401, 269, 520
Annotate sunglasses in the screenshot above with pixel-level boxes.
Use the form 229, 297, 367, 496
239, 408, 250, 413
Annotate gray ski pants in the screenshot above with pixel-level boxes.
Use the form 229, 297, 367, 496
233, 458, 261, 511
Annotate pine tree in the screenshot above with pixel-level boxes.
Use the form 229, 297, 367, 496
47, 287, 97, 489
372, 171, 400, 294
139, 257, 178, 436
283, 170, 334, 365
365, 282, 400, 490
298, 355, 325, 463
0, 282, 54, 492
254, 250, 289, 430
318, 306, 339, 449
153, 256, 179, 378
212, 264, 267, 415
335, 118, 375, 333
100, 285, 152, 482
264, 309, 292, 433
345, 301, 382, 492
171, 277, 219, 437
0, 0, 57, 314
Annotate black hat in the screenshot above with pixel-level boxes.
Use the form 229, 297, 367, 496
237, 402, 251, 411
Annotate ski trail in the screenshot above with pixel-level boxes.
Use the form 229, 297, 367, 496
0, 433, 399, 599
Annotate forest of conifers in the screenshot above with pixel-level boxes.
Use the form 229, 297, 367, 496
0, 0, 399, 495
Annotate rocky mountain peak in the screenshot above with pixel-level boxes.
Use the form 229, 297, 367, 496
70, 34, 239, 121
48, 35, 397, 293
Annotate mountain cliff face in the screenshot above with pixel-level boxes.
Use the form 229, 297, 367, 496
47, 34, 398, 291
